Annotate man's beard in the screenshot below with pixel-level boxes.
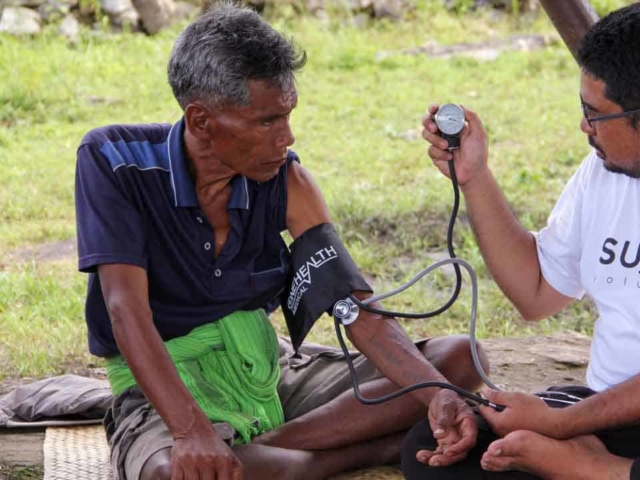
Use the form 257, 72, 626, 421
589, 136, 640, 179
603, 161, 640, 178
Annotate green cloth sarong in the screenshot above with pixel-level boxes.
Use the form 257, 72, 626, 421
105, 309, 284, 444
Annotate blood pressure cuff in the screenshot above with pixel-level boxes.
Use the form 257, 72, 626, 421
280, 223, 372, 351
631, 458, 640, 480
629, 458, 640, 480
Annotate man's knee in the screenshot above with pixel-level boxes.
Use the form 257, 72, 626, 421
141, 462, 171, 480
140, 449, 172, 480
421, 335, 490, 391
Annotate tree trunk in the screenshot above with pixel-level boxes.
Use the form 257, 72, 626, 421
538, 0, 598, 60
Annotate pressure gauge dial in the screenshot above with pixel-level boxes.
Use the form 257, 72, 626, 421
434, 103, 465, 149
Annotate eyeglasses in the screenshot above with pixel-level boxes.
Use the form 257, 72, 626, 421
581, 96, 640, 128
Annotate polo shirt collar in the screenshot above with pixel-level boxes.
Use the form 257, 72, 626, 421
228, 175, 250, 210
167, 118, 250, 211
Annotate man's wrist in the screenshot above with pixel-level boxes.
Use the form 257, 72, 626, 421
549, 406, 574, 439
168, 404, 214, 440
460, 167, 492, 193
426, 386, 456, 409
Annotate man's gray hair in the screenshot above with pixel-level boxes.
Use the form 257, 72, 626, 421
168, 2, 307, 110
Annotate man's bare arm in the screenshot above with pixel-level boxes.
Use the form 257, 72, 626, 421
273, 162, 477, 465
99, 264, 214, 436
286, 162, 449, 405
461, 169, 573, 321
557, 373, 640, 439
482, 372, 640, 442
423, 105, 574, 321
98, 264, 241, 478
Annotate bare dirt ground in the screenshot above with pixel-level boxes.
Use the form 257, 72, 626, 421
0, 238, 77, 267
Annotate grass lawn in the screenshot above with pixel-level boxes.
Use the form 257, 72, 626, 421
0, 1, 629, 380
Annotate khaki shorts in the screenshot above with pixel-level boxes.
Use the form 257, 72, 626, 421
105, 336, 430, 480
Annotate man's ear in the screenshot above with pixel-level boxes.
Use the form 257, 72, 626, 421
184, 103, 215, 142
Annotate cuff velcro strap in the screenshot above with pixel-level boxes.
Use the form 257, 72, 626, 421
281, 223, 372, 351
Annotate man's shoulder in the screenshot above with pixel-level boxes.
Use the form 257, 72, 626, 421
77, 123, 174, 173
79, 122, 173, 151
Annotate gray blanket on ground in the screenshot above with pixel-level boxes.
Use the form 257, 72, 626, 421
0, 375, 112, 428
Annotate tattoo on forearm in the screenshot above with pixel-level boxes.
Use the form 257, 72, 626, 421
370, 338, 405, 369
368, 329, 436, 384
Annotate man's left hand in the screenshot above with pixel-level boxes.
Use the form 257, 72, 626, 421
417, 389, 478, 467
479, 389, 562, 438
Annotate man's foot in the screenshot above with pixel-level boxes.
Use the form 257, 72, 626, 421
480, 430, 633, 480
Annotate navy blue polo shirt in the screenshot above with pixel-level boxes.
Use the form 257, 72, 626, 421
75, 119, 297, 357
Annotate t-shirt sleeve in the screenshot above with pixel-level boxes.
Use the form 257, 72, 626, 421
533, 158, 591, 299
75, 141, 148, 273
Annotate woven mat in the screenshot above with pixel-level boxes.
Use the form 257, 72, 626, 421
43, 426, 113, 480
40, 425, 402, 480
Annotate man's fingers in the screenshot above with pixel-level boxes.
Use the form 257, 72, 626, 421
200, 466, 215, 480
461, 105, 486, 134
479, 403, 498, 422
422, 127, 449, 150
232, 463, 243, 480
416, 449, 436, 465
459, 415, 478, 442
428, 451, 469, 468
434, 400, 457, 434
462, 105, 478, 123
213, 453, 244, 480
443, 427, 476, 457
171, 462, 186, 480
428, 146, 452, 163
213, 461, 230, 480
171, 468, 185, 480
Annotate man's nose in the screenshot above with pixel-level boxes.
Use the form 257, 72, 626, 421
580, 116, 595, 135
277, 122, 295, 148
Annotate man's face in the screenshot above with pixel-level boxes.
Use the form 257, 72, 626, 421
206, 79, 297, 182
579, 72, 640, 178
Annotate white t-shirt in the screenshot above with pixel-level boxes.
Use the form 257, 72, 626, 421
535, 150, 640, 392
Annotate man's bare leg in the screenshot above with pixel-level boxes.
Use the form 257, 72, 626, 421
256, 334, 489, 450
141, 431, 406, 480
480, 430, 634, 480
140, 335, 487, 479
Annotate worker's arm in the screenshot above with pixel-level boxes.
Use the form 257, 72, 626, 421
423, 104, 574, 321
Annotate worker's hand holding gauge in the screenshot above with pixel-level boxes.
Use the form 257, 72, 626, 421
434, 103, 465, 150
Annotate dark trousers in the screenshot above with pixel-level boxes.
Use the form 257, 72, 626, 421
401, 386, 640, 480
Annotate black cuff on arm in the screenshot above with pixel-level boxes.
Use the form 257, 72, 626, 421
281, 223, 372, 351
631, 458, 640, 480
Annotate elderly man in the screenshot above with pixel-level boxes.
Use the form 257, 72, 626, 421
403, 3, 640, 480
75, 3, 487, 480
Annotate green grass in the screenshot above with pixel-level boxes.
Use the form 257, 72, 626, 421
0, 4, 624, 380
0, 463, 44, 480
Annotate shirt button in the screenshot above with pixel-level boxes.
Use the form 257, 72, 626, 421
214, 269, 222, 278
196, 217, 203, 224
204, 242, 212, 251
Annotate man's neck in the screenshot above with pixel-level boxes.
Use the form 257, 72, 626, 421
183, 128, 235, 203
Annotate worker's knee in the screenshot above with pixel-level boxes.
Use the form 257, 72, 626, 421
420, 334, 490, 391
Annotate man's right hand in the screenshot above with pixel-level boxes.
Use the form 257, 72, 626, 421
417, 389, 478, 467
171, 424, 243, 480
422, 104, 489, 187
